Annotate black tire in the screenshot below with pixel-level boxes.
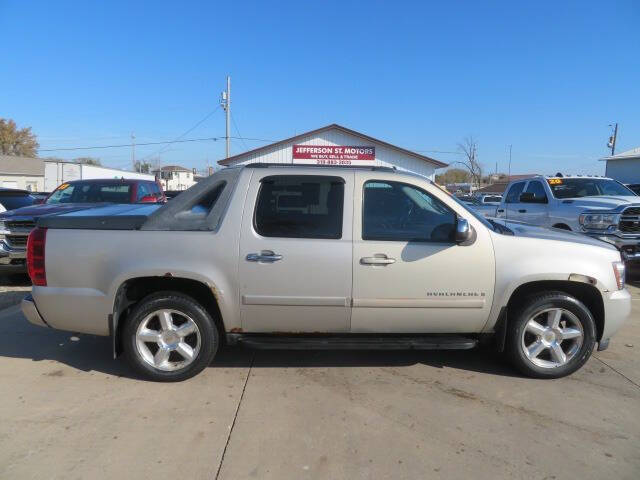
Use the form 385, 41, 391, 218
506, 291, 596, 379
123, 291, 219, 382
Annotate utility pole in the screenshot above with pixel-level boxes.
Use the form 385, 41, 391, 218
131, 132, 136, 171
220, 76, 231, 158
608, 123, 618, 156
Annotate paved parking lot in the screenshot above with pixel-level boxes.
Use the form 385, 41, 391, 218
0, 281, 638, 479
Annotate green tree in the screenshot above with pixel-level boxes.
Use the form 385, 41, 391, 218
435, 168, 471, 185
0, 118, 39, 157
133, 160, 152, 173
75, 157, 102, 166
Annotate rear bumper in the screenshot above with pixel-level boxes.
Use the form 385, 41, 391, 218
21, 294, 48, 328
30, 286, 110, 336
601, 288, 632, 342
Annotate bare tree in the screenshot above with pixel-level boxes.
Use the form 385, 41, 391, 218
454, 136, 483, 188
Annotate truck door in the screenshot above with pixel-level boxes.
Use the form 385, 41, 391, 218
520, 180, 549, 226
351, 173, 495, 333
238, 171, 353, 332
503, 181, 527, 222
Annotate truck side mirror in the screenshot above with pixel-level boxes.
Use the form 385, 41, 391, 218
455, 217, 473, 244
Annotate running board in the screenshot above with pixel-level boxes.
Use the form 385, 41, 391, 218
226, 334, 477, 350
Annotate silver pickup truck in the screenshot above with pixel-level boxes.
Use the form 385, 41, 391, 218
495, 175, 640, 270
22, 165, 631, 381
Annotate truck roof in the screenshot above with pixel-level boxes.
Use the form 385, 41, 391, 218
231, 162, 433, 183
62, 178, 157, 185
242, 163, 398, 173
535, 174, 614, 180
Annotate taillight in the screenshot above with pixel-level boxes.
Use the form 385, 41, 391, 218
27, 227, 47, 286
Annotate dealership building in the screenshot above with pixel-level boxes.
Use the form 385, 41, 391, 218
217, 124, 447, 179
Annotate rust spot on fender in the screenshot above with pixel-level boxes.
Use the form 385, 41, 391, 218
230, 327, 243, 333
207, 282, 220, 302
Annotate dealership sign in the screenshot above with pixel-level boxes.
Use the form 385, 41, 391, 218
292, 145, 376, 165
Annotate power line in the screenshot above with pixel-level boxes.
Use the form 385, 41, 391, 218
40, 136, 223, 152
38, 135, 275, 153
414, 150, 464, 155
139, 105, 222, 162
230, 112, 249, 151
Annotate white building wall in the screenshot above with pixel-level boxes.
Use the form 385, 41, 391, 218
0, 174, 44, 191
159, 171, 196, 191
80, 164, 154, 181
44, 161, 154, 191
605, 159, 640, 184
226, 130, 438, 180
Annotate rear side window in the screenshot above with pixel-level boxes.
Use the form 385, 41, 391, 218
505, 182, 525, 203
254, 175, 344, 239
525, 181, 548, 202
136, 183, 150, 201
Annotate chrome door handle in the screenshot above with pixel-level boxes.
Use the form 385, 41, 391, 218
360, 254, 396, 266
246, 250, 283, 263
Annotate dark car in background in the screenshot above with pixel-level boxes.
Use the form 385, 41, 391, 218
0, 178, 165, 273
0, 188, 37, 213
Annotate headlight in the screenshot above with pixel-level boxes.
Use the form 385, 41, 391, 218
578, 213, 620, 230
612, 261, 625, 290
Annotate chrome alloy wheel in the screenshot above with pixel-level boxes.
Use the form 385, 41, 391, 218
135, 309, 201, 371
520, 307, 584, 368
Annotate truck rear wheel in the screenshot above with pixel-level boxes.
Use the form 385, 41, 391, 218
506, 291, 596, 378
123, 292, 219, 381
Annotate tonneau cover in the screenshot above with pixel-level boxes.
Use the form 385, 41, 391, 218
37, 204, 160, 230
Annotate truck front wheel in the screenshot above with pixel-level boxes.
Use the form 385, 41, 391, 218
123, 292, 219, 381
506, 291, 596, 378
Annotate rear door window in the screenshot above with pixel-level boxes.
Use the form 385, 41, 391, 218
254, 175, 344, 239
525, 181, 548, 202
505, 182, 526, 203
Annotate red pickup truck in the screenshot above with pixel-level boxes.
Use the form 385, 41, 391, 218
0, 178, 166, 273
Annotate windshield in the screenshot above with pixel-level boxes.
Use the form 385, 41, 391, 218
548, 178, 636, 199
47, 182, 132, 204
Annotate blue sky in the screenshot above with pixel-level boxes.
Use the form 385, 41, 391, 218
1, 0, 638, 175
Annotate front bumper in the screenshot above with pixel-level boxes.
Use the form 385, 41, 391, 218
601, 288, 632, 342
0, 241, 27, 271
21, 294, 48, 328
